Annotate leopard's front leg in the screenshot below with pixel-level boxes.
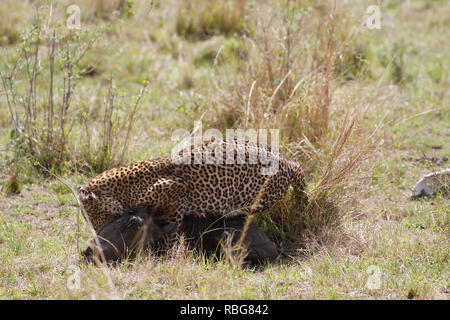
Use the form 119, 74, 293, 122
160, 203, 186, 250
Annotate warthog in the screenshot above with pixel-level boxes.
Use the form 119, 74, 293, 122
82, 207, 280, 266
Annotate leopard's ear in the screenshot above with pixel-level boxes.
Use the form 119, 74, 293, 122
77, 185, 93, 197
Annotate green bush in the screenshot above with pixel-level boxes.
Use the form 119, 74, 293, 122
176, 0, 248, 40
0, 15, 147, 176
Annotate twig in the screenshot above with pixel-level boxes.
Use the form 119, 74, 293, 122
36, 164, 118, 296
245, 80, 256, 128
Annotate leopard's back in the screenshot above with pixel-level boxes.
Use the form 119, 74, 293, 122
176, 139, 300, 217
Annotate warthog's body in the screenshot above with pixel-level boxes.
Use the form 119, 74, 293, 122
180, 215, 280, 265
82, 206, 279, 266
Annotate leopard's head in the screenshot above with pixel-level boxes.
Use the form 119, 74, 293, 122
77, 184, 123, 230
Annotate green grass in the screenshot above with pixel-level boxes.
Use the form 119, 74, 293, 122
0, 0, 448, 299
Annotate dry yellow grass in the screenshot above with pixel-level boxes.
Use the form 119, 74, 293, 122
0, 0, 448, 300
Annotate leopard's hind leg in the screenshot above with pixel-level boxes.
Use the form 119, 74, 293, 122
139, 177, 187, 250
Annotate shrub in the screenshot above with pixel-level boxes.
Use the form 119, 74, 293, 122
0, 13, 147, 176
203, 1, 338, 141
5, 173, 22, 195
201, 0, 381, 248
77, 77, 147, 173
176, 0, 248, 40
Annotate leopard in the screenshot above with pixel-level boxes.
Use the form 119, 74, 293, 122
77, 138, 306, 248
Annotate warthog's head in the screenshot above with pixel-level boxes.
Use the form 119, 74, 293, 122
82, 206, 175, 264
